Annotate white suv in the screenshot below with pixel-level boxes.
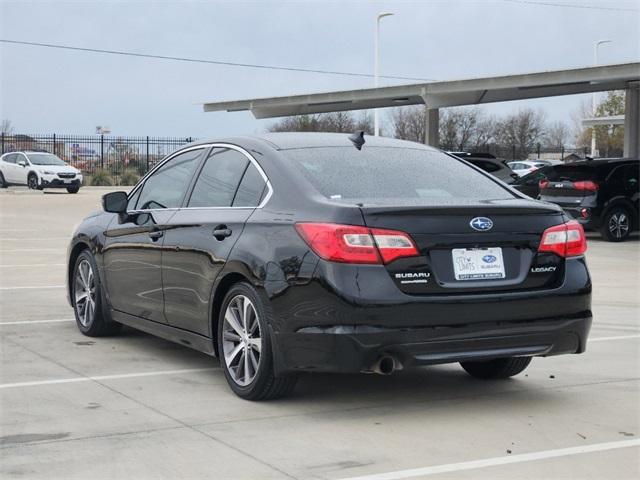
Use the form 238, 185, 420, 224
0, 151, 83, 193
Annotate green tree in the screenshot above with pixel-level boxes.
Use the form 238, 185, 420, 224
576, 91, 625, 157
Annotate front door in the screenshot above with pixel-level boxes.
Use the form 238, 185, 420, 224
162, 147, 269, 336
102, 147, 205, 322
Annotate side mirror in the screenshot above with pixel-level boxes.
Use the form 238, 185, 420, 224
102, 191, 128, 213
18, 160, 26, 167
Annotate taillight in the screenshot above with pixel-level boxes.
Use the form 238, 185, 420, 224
539, 180, 549, 189
572, 180, 599, 191
538, 221, 587, 257
295, 223, 418, 264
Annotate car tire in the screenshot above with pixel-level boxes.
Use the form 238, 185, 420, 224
72, 250, 122, 337
67, 186, 80, 194
217, 282, 297, 400
600, 206, 632, 242
0, 171, 7, 188
27, 173, 39, 190
460, 356, 532, 379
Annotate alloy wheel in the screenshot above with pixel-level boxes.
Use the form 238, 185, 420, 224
74, 259, 96, 327
609, 212, 629, 239
28, 175, 38, 189
222, 295, 262, 387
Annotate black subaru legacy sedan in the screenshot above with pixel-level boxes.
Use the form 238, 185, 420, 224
66, 133, 592, 400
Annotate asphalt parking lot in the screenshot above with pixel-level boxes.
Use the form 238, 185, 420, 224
0, 187, 638, 480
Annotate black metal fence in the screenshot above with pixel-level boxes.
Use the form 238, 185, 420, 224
0, 133, 193, 177
468, 144, 590, 162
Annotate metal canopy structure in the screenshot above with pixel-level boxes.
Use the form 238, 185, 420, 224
203, 62, 640, 157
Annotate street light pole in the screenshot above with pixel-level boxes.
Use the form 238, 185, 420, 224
374, 12, 394, 137
591, 39, 612, 157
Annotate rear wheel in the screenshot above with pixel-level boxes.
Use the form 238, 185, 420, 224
217, 283, 296, 400
460, 357, 532, 379
72, 251, 121, 336
0, 171, 7, 188
67, 186, 80, 194
600, 206, 631, 242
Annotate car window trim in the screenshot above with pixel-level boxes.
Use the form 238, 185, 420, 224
126, 143, 273, 214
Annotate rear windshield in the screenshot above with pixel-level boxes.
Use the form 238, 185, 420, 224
283, 147, 513, 202
549, 165, 596, 182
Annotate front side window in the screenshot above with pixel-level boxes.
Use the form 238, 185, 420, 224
2, 154, 16, 164
233, 163, 267, 207
134, 148, 203, 210
284, 147, 513, 204
188, 149, 249, 207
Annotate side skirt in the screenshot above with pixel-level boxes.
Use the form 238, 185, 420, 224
111, 310, 216, 356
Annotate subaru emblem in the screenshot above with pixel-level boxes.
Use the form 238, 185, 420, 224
470, 217, 493, 231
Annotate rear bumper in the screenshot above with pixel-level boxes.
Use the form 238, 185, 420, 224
268, 256, 592, 375
272, 316, 591, 374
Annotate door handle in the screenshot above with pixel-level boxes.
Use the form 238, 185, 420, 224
149, 230, 164, 241
213, 225, 232, 240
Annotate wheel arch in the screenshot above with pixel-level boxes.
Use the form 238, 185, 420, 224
67, 241, 91, 306
209, 270, 254, 357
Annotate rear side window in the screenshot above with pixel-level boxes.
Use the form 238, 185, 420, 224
233, 163, 267, 207
284, 147, 513, 202
188, 148, 248, 207
135, 148, 203, 210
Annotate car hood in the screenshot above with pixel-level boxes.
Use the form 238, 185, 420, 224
32, 164, 80, 174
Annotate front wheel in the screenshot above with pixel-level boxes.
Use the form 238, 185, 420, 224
0, 171, 7, 188
217, 283, 296, 400
27, 173, 39, 190
600, 207, 632, 242
460, 357, 532, 379
67, 186, 80, 194
72, 251, 121, 336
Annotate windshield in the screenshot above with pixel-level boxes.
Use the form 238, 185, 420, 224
283, 147, 514, 203
26, 153, 67, 166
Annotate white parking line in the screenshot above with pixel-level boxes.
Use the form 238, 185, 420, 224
339, 439, 640, 480
0, 237, 70, 241
0, 249, 65, 253
0, 318, 74, 325
0, 285, 65, 290
589, 334, 640, 342
0, 368, 217, 389
0, 264, 66, 268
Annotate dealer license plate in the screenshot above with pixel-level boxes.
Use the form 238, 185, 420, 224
452, 247, 505, 281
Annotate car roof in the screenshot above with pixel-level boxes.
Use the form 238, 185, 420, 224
190, 132, 439, 152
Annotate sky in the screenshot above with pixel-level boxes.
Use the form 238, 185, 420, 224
1, 0, 639, 138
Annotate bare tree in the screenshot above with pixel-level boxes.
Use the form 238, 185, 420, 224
268, 111, 373, 134
495, 109, 546, 159
544, 120, 570, 149
389, 105, 426, 143
1, 119, 13, 134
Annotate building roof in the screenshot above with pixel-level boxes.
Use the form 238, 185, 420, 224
202, 62, 640, 119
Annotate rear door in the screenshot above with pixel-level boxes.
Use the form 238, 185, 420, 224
1, 154, 18, 182
102, 147, 204, 322
162, 147, 268, 336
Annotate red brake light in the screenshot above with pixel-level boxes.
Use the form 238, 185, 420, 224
539, 180, 549, 189
295, 223, 418, 264
538, 221, 587, 257
572, 180, 598, 191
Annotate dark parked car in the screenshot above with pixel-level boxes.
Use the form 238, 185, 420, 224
537, 159, 639, 241
67, 133, 592, 400
448, 152, 518, 184
512, 165, 556, 198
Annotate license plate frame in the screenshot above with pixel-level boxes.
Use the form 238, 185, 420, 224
452, 247, 506, 281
